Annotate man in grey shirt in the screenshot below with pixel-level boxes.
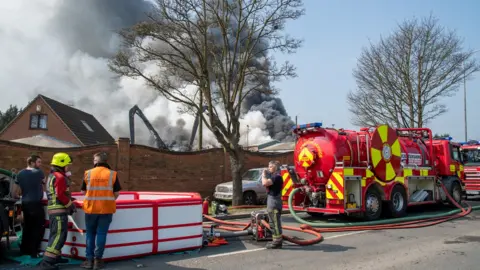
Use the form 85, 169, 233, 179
14, 155, 46, 258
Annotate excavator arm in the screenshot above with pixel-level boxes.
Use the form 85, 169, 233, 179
129, 105, 168, 150
188, 105, 208, 151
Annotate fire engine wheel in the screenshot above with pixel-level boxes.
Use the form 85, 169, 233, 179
364, 189, 382, 221
449, 181, 462, 206
370, 124, 402, 182
243, 191, 257, 205
386, 185, 407, 218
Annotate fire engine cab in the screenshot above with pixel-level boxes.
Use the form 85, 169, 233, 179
459, 140, 480, 197
281, 123, 465, 221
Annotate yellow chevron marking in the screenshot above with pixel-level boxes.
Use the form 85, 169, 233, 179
332, 172, 344, 188
282, 179, 293, 196
326, 174, 344, 200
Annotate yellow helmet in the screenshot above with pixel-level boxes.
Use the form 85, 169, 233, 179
51, 152, 73, 167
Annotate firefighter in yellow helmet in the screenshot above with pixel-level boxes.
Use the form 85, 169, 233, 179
39, 153, 76, 270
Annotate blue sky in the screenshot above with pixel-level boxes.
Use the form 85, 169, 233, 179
274, 0, 480, 142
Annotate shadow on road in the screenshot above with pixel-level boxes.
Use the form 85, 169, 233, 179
282, 243, 356, 252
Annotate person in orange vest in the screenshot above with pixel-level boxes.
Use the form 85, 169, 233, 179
38, 153, 76, 270
79, 152, 121, 270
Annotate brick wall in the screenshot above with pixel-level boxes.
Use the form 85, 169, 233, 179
0, 138, 293, 197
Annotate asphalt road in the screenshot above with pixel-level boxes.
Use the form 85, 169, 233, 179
2, 199, 480, 270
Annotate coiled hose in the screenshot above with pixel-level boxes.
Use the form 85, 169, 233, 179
203, 181, 478, 246
203, 214, 324, 245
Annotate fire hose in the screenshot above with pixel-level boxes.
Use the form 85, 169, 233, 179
203, 214, 324, 245
203, 181, 479, 246
288, 181, 480, 233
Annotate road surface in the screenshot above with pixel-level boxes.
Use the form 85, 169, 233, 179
1, 200, 480, 270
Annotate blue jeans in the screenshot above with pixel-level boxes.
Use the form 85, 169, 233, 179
85, 214, 113, 260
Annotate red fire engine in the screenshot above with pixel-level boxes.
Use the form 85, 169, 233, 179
281, 123, 465, 220
459, 140, 480, 197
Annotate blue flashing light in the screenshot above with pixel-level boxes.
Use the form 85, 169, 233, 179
292, 122, 323, 130
459, 140, 480, 145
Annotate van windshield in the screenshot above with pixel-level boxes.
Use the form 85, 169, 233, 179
242, 169, 261, 181
462, 148, 480, 166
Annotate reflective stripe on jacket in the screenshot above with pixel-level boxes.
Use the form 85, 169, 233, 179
83, 166, 117, 214
46, 171, 72, 213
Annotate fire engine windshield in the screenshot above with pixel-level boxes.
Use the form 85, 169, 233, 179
462, 148, 480, 165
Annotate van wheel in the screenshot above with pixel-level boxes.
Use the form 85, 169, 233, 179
243, 191, 257, 205
364, 188, 382, 221
387, 185, 407, 218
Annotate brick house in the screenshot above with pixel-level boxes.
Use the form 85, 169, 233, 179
0, 94, 115, 147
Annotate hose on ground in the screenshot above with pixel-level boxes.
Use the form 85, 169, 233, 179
288, 181, 479, 233
203, 181, 478, 246
203, 214, 324, 246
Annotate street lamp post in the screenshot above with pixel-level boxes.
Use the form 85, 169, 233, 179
464, 49, 480, 141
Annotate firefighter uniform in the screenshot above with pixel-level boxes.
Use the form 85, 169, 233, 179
39, 153, 76, 270
265, 171, 284, 249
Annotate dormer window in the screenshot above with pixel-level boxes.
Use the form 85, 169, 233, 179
30, 114, 48, 129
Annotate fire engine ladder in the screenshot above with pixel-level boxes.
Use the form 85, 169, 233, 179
356, 133, 370, 166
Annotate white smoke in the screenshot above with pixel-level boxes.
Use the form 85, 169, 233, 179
0, 0, 275, 149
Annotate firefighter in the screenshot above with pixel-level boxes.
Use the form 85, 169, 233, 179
38, 153, 76, 270
261, 160, 284, 249
79, 152, 121, 270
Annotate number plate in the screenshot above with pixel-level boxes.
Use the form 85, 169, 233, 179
466, 191, 480, 195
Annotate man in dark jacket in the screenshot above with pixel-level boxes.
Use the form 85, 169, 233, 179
13, 155, 45, 258
38, 153, 76, 270
261, 160, 284, 249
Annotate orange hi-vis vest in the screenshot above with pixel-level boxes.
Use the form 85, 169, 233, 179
83, 166, 117, 214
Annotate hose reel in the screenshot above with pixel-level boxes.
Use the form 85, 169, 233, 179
369, 124, 402, 182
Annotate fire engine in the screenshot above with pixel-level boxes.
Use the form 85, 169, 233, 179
281, 123, 465, 221
459, 140, 480, 197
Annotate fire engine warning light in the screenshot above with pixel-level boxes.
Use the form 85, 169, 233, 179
459, 140, 480, 145
293, 122, 323, 130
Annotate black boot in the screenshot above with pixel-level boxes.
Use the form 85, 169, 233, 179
37, 259, 59, 270
56, 256, 70, 264
266, 240, 282, 249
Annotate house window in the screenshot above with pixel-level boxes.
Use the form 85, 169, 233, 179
81, 120, 94, 132
30, 114, 48, 129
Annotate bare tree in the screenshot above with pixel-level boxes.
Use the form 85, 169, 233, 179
348, 15, 480, 128
109, 0, 304, 205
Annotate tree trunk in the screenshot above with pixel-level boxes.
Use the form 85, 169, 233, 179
229, 149, 244, 206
